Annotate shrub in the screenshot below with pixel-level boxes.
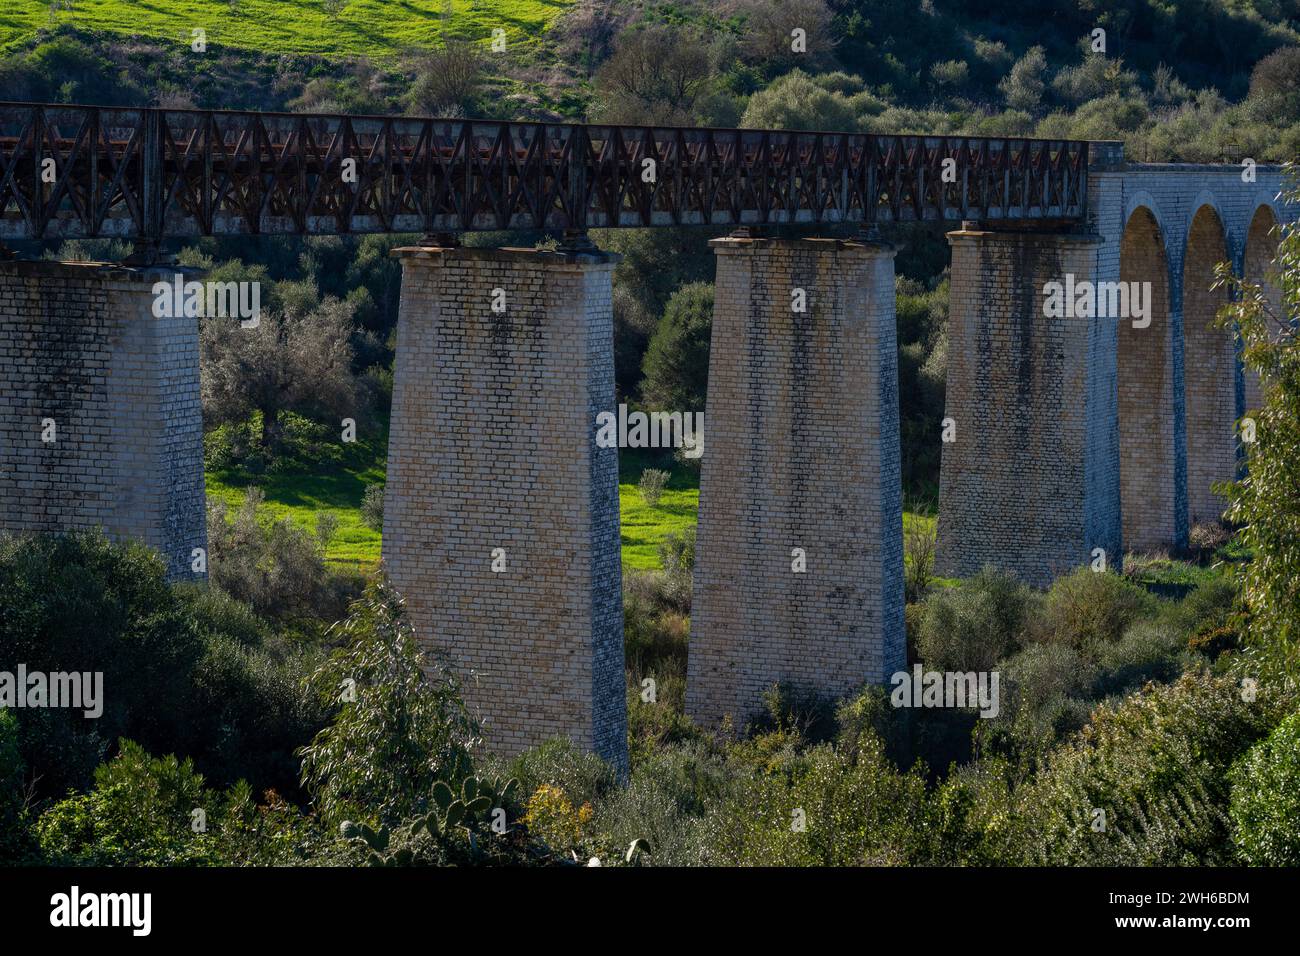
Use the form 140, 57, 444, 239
594, 743, 730, 866
522, 783, 593, 852
1230, 709, 1300, 865
1034, 568, 1154, 654
360, 483, 385, 531
638, 468, 669, 506
657, 526, 695, 611
836, 685, 980, 782
173, 581, 270, 649
1188, 520, 1232, 557
206, 488, 346, 631
640, 282, 713, 413
740, 69, 875, 132
35, 740, 218, 866
298, 580, 479, 828
182, 633, 327, 798
915, 567, 1033, 672
626, 680, 700, 768
508, 739, 615, 814
999, 46, 1048, 112
703, 733, 932, 865
1171, 575, 1242, 660
904, 512, 936, 603
1090, 620, 1188, 698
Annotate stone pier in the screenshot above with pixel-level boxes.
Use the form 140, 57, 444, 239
934, 228, 1121, 586
0, 259, 206, 580
685, 237, 905, 729
383, 245, 627, 774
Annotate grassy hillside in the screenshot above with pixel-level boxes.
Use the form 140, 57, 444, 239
0, 0, 571, 57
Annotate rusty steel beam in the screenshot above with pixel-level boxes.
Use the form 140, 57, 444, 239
0, 102, 1090, 241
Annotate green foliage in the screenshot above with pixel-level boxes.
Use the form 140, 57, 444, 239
1247, 45, 1300, 123
915, 567, 1033, 672
0, 2, 566, 59
1035, 568, 1155, 653
999, 46, 1048, 112
1230, 709, 1300, 865
508, 739, 616, 814
593, 743, 728, 866
740, 69, 881, 131
640, 282, 714, 414
656, 526, 695, 612
1215, 173, 1300, 689
360, 483, 385, 532
340, 768, 522, 865
206, 487, 347, 632
703, 732, 932, 865
1014, 674, 1276, 865
837, 685, 980, 782
0, 532, 204, 797
35, 740, 217, 866
180, 630, 327, 798
298, 579, 479, 828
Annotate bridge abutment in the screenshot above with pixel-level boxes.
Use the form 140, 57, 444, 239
0, 259, 206, 580
685, 237, 905, 729
935, 228, 1121, 587
383, 244, 628, 774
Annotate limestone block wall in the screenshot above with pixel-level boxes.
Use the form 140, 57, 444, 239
934, 229, 1121, 587
685, 237, 904, 730
0, 260, 206, 580
383, 245, 627, 774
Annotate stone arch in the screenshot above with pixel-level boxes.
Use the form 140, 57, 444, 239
1117, 205, 1177, 552
1241, 204, 1282, 414
1181, 203, 1236, 527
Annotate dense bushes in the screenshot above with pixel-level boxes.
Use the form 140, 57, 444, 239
0, 533, 206, 797
1230, 709, 1300, 866
1013, 675, 1278, 865
7, 529, 1293, 867
36, 741, 221, 867
1036, 568, 1155, 651
0, 532, 327, 810
206, 488, 359, 635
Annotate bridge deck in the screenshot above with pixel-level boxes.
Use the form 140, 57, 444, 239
0, 103, 1089, 241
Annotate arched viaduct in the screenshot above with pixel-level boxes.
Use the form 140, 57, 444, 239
935, 146, 1293, 585
0, 104, 1290, 769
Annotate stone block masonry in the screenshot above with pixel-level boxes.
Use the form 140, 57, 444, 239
383, 245, 628, 775
0, 259, 206, 581
935, 229, 1121, 588
686, 237, 905, 730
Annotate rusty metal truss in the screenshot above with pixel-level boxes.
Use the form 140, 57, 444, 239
0, 103, 1090, 242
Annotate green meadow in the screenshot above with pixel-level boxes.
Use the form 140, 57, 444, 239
0, 0, 571, 56
207, 437, 937, 574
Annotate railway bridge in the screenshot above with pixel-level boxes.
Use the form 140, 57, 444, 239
0, 103, 1288, 770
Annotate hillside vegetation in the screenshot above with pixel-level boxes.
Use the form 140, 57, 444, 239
0, 0, 570, 57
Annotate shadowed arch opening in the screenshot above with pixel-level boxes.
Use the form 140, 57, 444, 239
1242, 204, 1282, 414
1117, 206, 1176, 552
1182, 204, 1235, 527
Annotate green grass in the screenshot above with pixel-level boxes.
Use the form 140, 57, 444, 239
1, 0, 572, 57
206, 433, 937, 574
619, 451, 699, 571
206, 428, 386, 570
